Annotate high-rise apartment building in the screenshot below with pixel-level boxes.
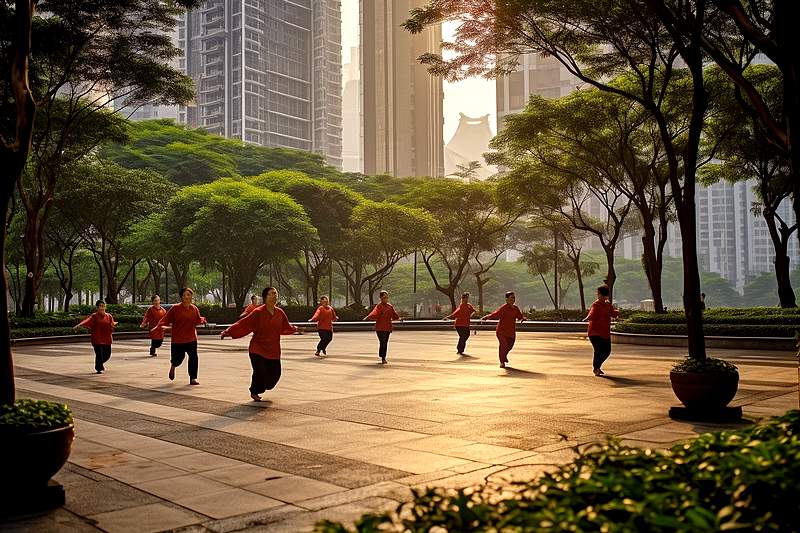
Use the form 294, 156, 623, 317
175, 0, 342, 167
360, 0, 444, 177
341, 46, 362, 172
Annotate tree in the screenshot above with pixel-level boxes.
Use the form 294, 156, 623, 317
55, 160, 175, 304
401, 179, 521, 310
7, 0, 199, 317
405, 0, 718, 360
44, 198, 83, 311
247, 170, 361, 304
0, 0, 37, 404
102, 119, 339, 185
703, 65, 796, 307
471, 220, 525, 313
452, 161, 482, 181
336, 200, 439, 308
177, 179, 317, 309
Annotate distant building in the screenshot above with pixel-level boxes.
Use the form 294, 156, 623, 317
444, 113, 497, 180
171, 0, 342, 167
341, 47, 362, 173
360, 0, 444, 177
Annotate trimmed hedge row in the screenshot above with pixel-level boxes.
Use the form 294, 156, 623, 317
315, 410, 800, 533
10, 323, 144, 339
614, 322, 798, 337
624, 308, 800, 325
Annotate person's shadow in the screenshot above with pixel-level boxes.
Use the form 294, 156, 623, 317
500, 367, 543, 379
596, 375, 658, 387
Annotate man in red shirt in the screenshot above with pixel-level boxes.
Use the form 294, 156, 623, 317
481, 291, 525, 368
221, 287, 298, 401
74, 300, 118, 374
584, 285, 620, 375
240, 295, 260, 318
154, 287, 206, 385
141, 294, 167, 357
363, 290, 401, 364
309, 296, 338, 357
444, 292, 476, 355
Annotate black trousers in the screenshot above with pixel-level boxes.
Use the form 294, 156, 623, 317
589, 336, 612, 369
171, 341, 199, 379
249, 354, 281, 394
317, 330, 333, 353
93, 344, 111, 372
455, 327, 470, 354
376, 331, 391, 359
150, 338, 163, 355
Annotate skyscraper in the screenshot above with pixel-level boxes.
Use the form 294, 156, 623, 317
176, 0, 342, 167
360, 0, 444, 177
341, 46, 362, 172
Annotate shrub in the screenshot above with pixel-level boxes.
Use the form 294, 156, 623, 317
0, 399, 73, 434
10, 323, 143, 339
315, 410, 800, 533
672, 356, 739, 374
614, 322, 798, 337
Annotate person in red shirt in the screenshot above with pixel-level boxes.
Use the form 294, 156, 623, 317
481, 291, 525, 368
153, 287, 207, 385
240, 295, 260, 318
309, 295, 338, 357
74, 300, 118, 374
363, 290, 401, 364
220, 287, 298, 401
583, 284, 620, 375
140, 294, 167, 357
444, 292, 476, 355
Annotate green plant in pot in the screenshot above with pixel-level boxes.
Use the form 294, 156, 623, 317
0, 399, 75, 502
670, 356, 739, 410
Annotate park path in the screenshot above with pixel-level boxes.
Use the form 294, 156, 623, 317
3, 331, 796, 532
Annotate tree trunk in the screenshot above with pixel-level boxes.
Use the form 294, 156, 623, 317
19, 207, 47, 317
475, 273, 487, 314
0, 194, 16, 405
571, 255, 586, 313
640, 217, 665, 313
764, 211, 796, 307
603, 246, 616, 301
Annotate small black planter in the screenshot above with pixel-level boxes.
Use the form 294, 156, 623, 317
0, 424, 74, 516
669, 371, 741, 422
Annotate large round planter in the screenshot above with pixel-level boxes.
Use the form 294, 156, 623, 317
670, 371, 739, 410
1, 424, 74, 488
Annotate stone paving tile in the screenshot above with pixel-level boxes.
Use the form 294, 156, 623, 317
393, 470, 457, 486
96, 460, 189, 485
88, 503, 201, 533
244, 497, 398, 533
244, 475, 347, 504
63, 478, 161, 516
174, 488, 284, 519
197, 463, 289, 487
194, 504, 306, 533
445, 443, 525, 462
487, 464, 559, 483
293, 481, 411, 512
134, 474, 232, 501
413, 465, 506, 491
165, 451, 245, 473
0, 508, 102, 533
335, 444, 468, 474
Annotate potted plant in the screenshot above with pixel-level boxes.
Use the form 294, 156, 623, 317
0, 399, 75, 513
670, 356, 739, 410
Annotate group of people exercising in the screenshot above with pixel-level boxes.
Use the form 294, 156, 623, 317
74, 284, 619, 401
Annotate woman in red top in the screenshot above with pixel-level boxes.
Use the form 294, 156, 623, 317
74, 300, 118, 374
153, 287, 207, 385
583, 285, 620, 375
309, 295, 338, 357
240, 295, 260, 318
444, 292, 476, 355
481, 291, 525, 368
141, 294, 167, 357
220, 287, 298, 401
363, 290, 401, 364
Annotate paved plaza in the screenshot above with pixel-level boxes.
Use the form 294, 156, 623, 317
3, 330, 797, 532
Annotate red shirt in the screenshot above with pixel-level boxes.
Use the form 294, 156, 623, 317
311, 306, 338, 331
224, 306, 296, 359
366, 303, 400, 332
486, 304, 524, 338
156, 303, 205, 343
242, 303, 259, 316
78, 312, 116, 345
448, 303, 476, 327
141, 306, 167, 340
587, 299, 619, 338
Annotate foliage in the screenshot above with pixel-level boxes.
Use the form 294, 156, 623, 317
102, 120, 339, 185
316, 410, 800, 532
623, 308, 800, 325
0, 399, 73, 433
10, 324, 142, 339
671, 356, 739, 375
615, 322, 798, 338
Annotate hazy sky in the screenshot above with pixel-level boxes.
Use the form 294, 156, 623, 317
340, 0, 496, 142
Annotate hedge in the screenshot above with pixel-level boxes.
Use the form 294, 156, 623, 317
10, 323, 144, 339
315, 410, 800, 533
624, 308, 800, 326
614, 322, 798, 338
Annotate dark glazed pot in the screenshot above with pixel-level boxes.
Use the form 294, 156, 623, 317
670, 371, 739, 410
2, 424, 75, 488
